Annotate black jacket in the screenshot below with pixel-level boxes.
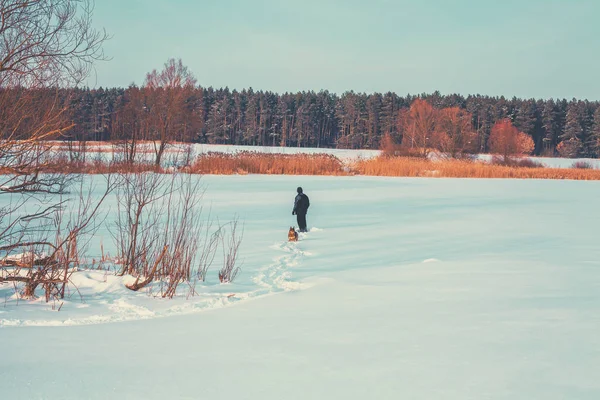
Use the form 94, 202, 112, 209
293, 193, 310, 215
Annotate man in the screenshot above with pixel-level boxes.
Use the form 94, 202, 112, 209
292, 186, 310, 233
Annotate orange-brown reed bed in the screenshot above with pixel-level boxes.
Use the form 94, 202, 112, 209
15, 152, 600, 180
353, 157, 600, 180
183, 152, 347, 175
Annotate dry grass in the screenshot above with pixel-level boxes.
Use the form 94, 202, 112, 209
183, 152, 347, 175
16, 150, 600, 180
353, 157, 600, 180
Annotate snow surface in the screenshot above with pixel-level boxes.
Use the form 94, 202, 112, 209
2, 175, 600, 399
474, 153, 600, 169
191, 143, 382, 162
54, 141, 600, 169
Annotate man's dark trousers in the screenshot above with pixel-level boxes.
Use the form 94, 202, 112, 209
297, 213, 307, 232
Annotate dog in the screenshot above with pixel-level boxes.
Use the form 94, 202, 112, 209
288, 226, 298, 242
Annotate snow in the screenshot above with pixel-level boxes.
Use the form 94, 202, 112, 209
191, 144, 382, 162
54, 141, 600, 169
2, 175, 600, 399
2, 251, 48, 263
474, 153, 600, 169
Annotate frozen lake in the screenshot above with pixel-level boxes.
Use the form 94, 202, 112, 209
2, 175, 600, 399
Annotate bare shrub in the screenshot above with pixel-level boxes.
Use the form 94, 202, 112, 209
65, 139, 88, 164
196, 218, 221, 283
571, 161, 595, 169
0, 176, 115, 301
113, 172, 171, 277
218, 217, 243, 284
513, 158, 543, 168
179, 144, 196, 169
156, 176, 213, 298
490, 156, 544, 168
114, 172, 226, 297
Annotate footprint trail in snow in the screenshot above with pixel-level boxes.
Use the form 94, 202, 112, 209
253, 229, 317, 294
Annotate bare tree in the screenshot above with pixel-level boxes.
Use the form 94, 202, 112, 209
488, 119, 535, 163
399, 99, 438, 157
143, 58, 199, 167
434, 107, 478, 158
111, 85, 148, 165
0, 0, 108, 251
0, 0, 107, 88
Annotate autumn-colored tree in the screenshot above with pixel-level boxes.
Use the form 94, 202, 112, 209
379, 132, 399, 157
488, 119, 534, 162
399, 99, 437, 156
434, 107, 477, 157
144, 58, 200, 166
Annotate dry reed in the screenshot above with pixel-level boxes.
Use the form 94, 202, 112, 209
184, 151, 347, 175
353, 157, 600, 180
21, 150, 600, 180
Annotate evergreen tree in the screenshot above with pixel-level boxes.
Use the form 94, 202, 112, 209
380, 92, 398, 140
558, 102, 583, 157
243, 89, 259, 145
589, 107, 600, 157
10, 84, 600, 158
541, 100, 557, 154
513, 100, 536, 144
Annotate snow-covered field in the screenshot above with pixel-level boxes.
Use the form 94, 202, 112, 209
2, 175, 600, 399
59, 143, 382, 166
191, 143, 382, 162
57, 141, 600, 169
474, 153, 600, 169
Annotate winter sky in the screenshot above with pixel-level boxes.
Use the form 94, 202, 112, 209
90, 0, 599, 100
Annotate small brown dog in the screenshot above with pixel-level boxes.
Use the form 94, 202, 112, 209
288, 226, 298, 242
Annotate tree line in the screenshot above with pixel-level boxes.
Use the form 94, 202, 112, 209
5, 58, 600, 159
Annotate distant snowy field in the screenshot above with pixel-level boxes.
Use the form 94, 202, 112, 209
2, 175, 600, 399
191, 143, 382, 162
59, 141, 600, 169
474, 153, 600, 169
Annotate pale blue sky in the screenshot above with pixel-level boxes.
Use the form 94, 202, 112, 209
89, 0, 599, 99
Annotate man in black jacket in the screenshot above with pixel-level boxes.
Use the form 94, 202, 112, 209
292, 187, 310, 232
